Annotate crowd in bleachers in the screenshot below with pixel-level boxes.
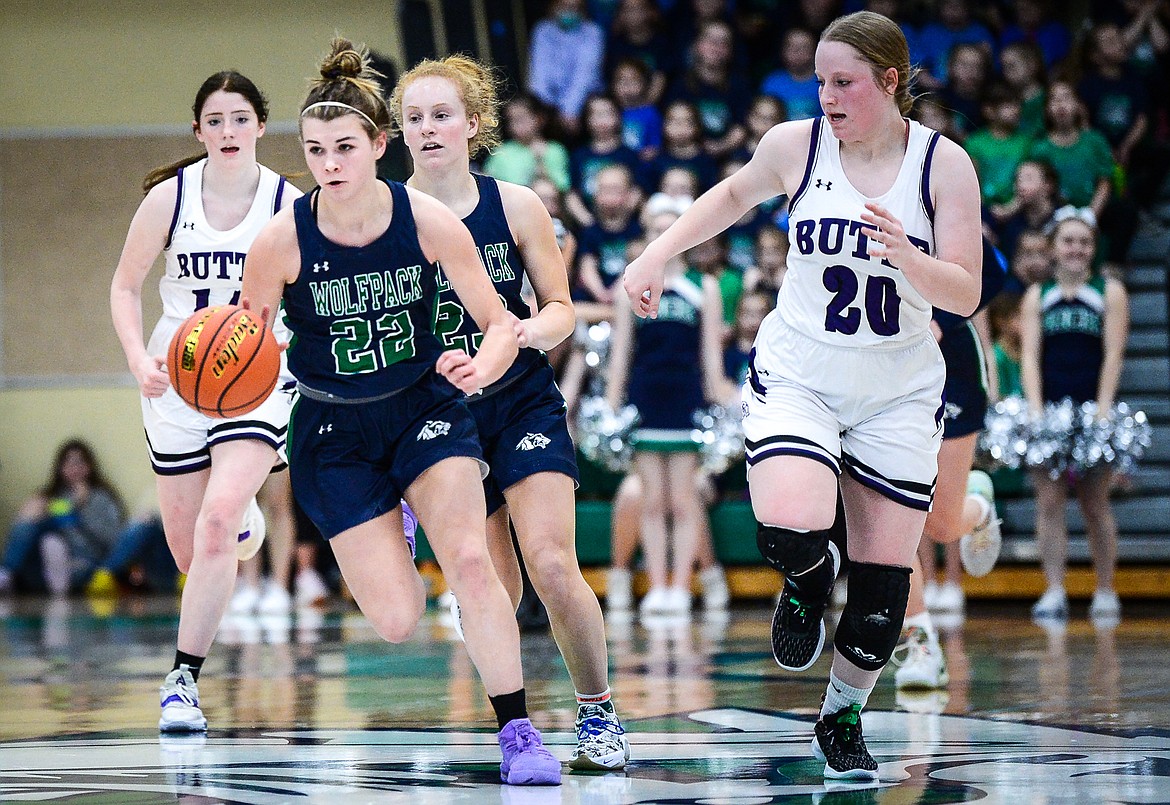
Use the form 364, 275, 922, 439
499, 0, 1168, 329
489, 0, 1167, 442
490, 0, 1170, 616
4, 0, 1168, 617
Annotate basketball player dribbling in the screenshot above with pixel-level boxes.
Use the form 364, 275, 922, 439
623, 11, 984, 779
240, 39, 561, 786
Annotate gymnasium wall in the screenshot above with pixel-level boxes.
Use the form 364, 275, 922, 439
0, 2, 406, 527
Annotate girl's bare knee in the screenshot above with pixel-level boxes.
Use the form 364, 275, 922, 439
368, 587, 425, 643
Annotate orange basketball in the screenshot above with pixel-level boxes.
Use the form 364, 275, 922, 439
167, 305, 280, 418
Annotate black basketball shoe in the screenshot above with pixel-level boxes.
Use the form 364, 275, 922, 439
771, 541, 840, 671
812, 703, 879, 780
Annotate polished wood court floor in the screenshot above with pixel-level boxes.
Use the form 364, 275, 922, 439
1, 595, 1168, 803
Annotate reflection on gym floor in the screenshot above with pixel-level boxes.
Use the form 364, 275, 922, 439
2, 596, 1168, 803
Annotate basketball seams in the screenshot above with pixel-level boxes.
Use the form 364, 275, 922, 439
167, 305, 279, 418
217, 314, 278, 416
193, 307, 238, 417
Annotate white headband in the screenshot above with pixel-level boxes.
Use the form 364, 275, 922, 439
300, 101, 378, 131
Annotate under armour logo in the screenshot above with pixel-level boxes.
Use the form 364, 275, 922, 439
516, 433, 551, 451
313, 261, 330, 273
181, 222, 196, 230
815, 179, 832, 190
318, 424, 333, 435
417, 420, 451, 441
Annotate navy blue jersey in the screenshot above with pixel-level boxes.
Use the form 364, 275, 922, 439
577, 217, 643, 291
628, 270, 705, 431
647, 151, 720, 193
1040, 276, 1106, 403
285, 180, 444, 399
433, 174, 544, 392
723, 343, 751, 385
569, 143, 651, 200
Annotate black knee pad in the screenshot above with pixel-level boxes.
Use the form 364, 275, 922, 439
756, 522, 830, 577
833, 562, 911, 672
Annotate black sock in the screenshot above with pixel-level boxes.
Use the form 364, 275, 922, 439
489, 688, 528, 730
173, 650, 205, 682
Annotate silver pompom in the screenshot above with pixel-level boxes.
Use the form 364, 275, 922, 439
982, 397, 1154, 479
978, 395, 1032, 470
1071, 400, 1153, 475
576, 395, 640, 473
690, 404, 746, 475
1026, 398, 1077, 478
576, 320, 612, 379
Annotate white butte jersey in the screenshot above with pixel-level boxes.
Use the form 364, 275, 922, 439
778, 117, 941, 348
147, 158, 290, 355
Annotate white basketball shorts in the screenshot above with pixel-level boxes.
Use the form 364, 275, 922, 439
141, 379, 294, 476
741, 312, 945, 511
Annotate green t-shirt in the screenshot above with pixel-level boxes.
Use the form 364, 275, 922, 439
966, 129, 1035, 206
1019, 91, 1047, 140
482, 140, 572, 192
994, 342, 1022, 399
687, 266, 743, 325
1028, 129, 1115, 208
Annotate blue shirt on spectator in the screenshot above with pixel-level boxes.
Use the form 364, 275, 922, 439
759, 71, 821, 121
570, 142, 652, 202
528, 15, 606, 123
622, 104, 663, 154
917, 20, 995, 83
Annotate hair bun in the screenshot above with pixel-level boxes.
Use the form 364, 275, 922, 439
321, 45, 365, 81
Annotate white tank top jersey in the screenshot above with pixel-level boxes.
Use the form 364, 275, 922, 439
147, 158, 290, 355
777, 117, 942, 349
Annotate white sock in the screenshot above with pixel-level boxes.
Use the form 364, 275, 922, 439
968, 493, 991, 527
820, 669, 873, 718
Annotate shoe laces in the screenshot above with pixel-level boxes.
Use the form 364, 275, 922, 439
971, 517, 1002, 549
163, 678, 198, 708
781, 590, 816, 628
577, 706, 623, 738
890, 627, 928, 667
829, 705, 863, 748
508, 722, 542, 752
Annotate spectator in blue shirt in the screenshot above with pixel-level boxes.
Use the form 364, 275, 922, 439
647, 99, 721, 194
916, 0, 995, 87
610, 58, 663, 159
604, 0, 677, 104
999, 0, 1072, 69
576, 164, 644, 303
528, 0, 606, 136
759, 28, 821, 121
664, 20, 751, 158
567, 93, 649, 226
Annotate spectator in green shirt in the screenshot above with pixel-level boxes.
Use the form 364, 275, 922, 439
1029, 80, 1137, 268
965, 83, 1034, 207
999, 41, 1047, 140
1028, 81, 1115, 217
483, 93, 572, 192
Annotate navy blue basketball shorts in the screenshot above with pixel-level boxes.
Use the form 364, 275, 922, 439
939, 321, 989, 440
469, 363, 579, 516
288, 370, 486, 540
